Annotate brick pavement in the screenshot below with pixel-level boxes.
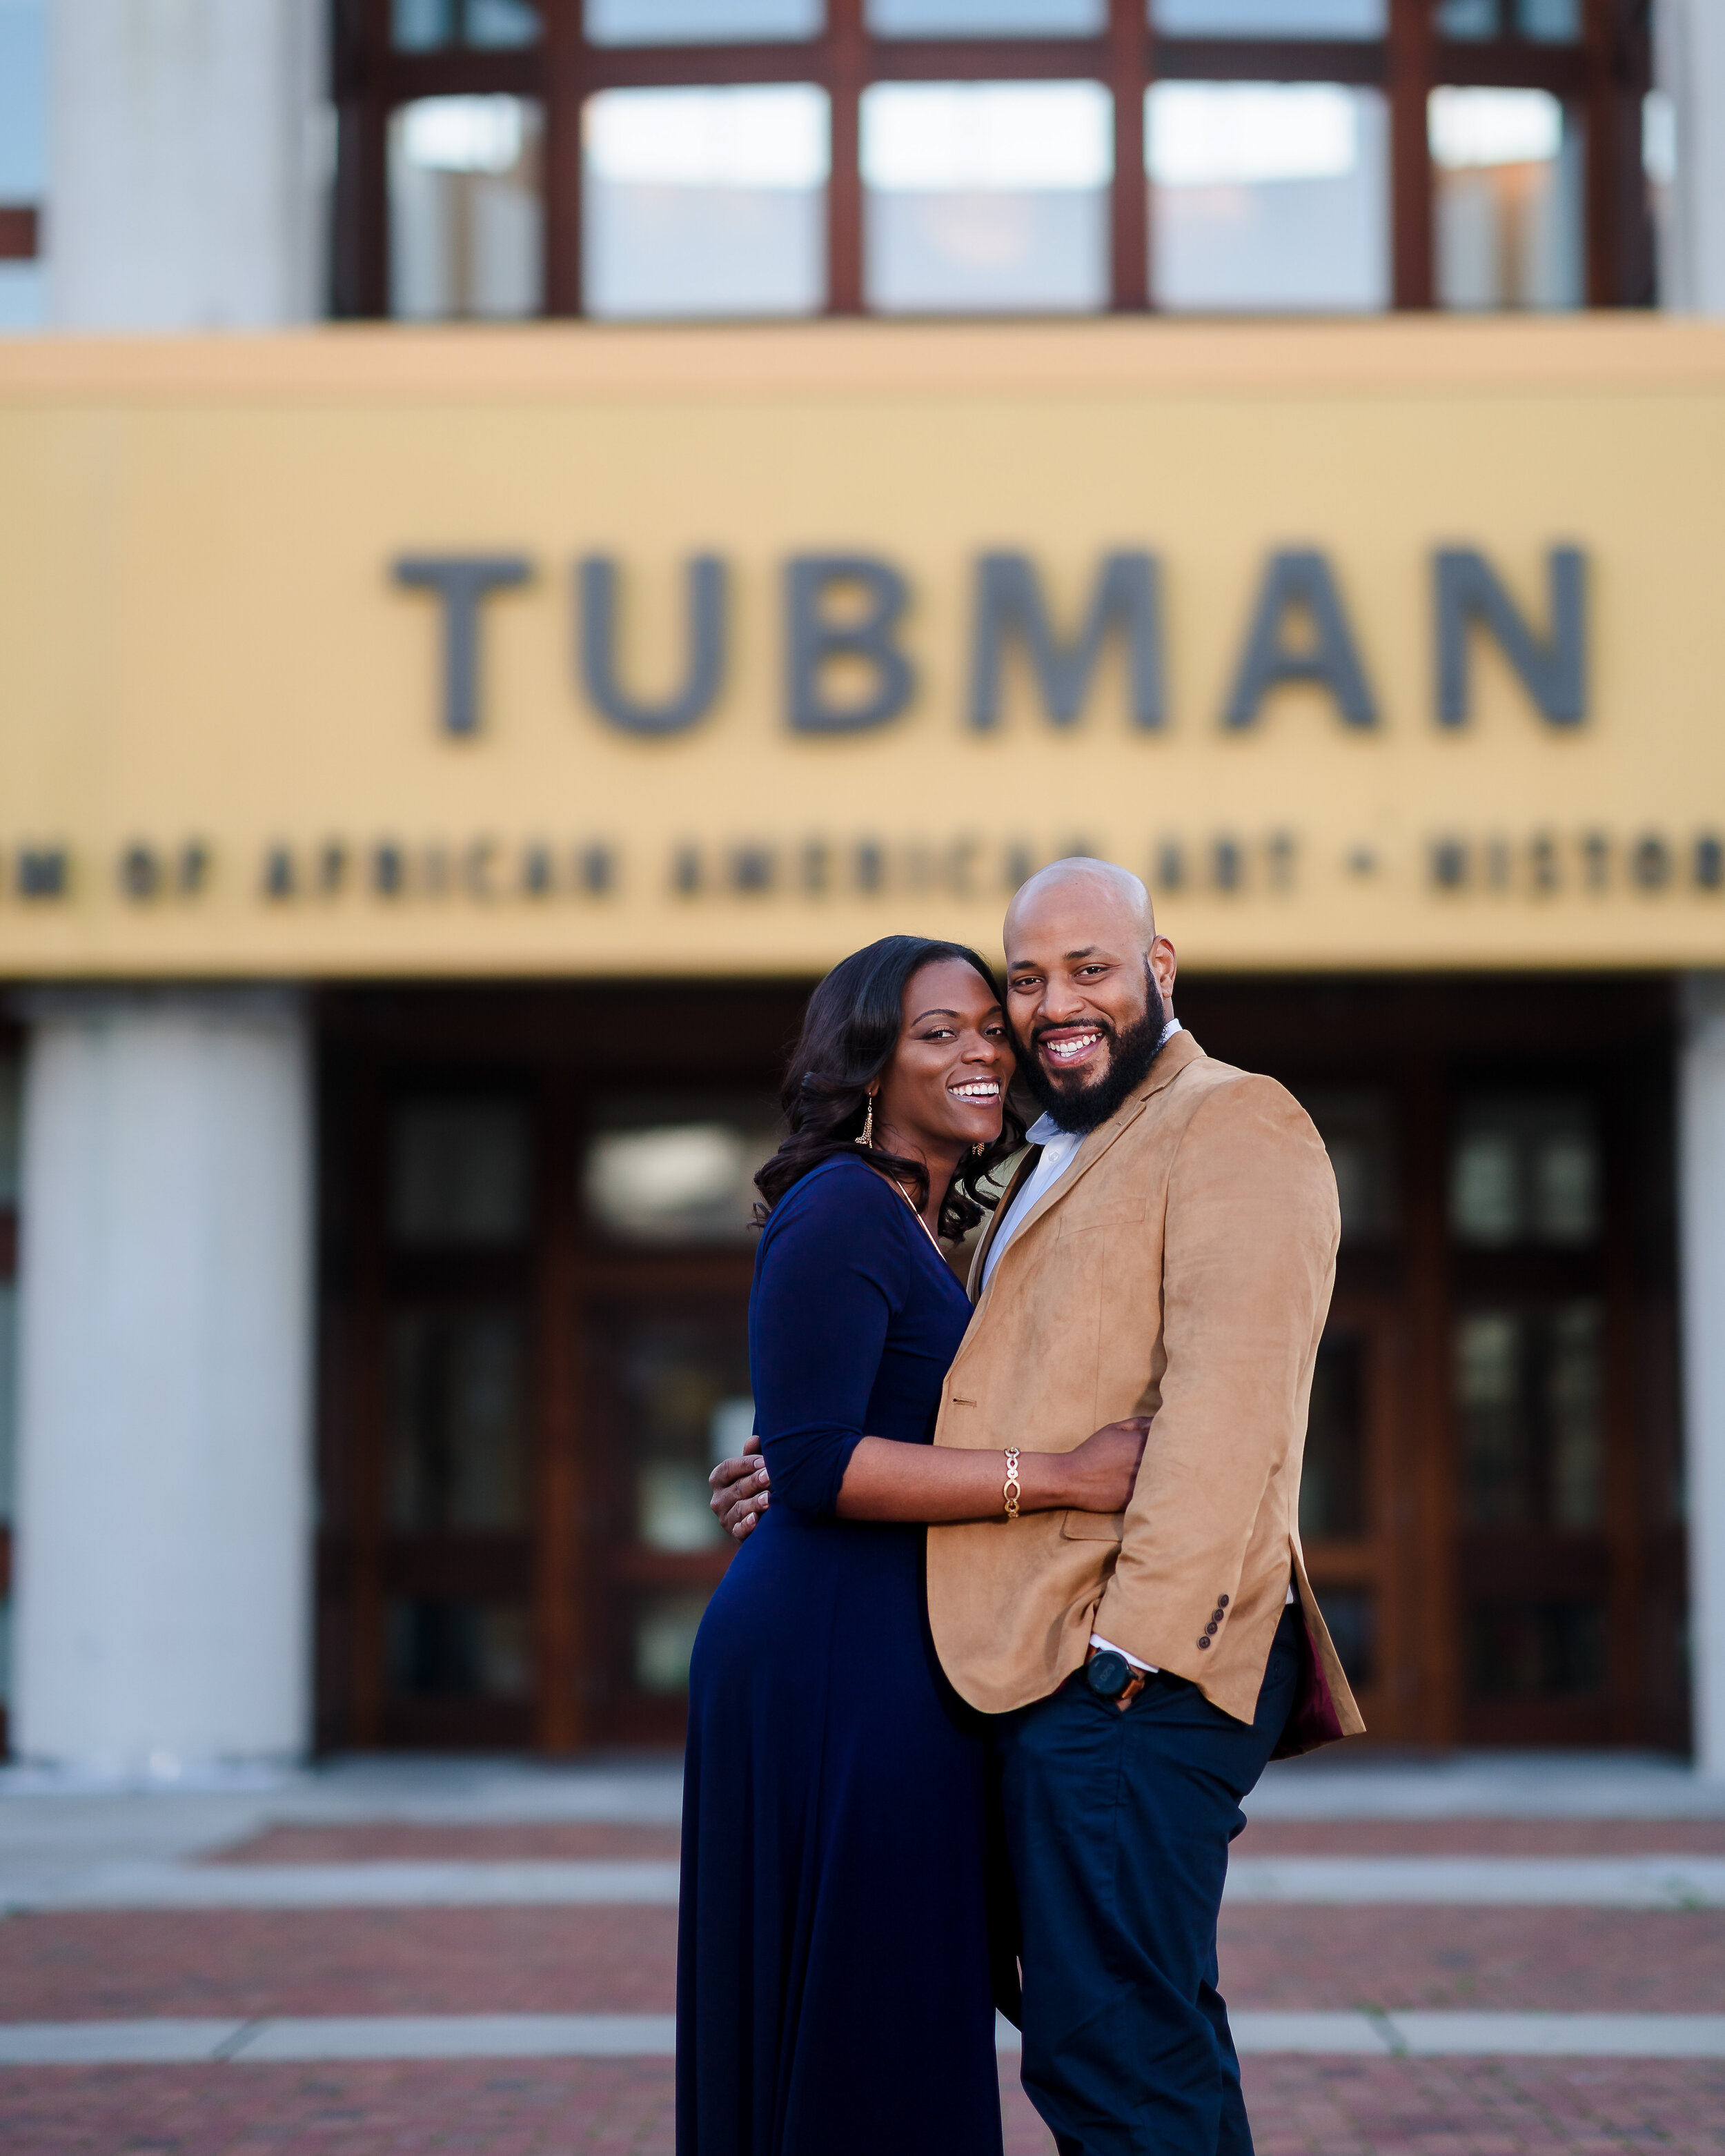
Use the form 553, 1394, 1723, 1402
0, 1910, 678, 2020
1, 2058, 1722, 2156
4, 1903, 1720, 2021
4, 1813, 1723, 2154
1214, 1906, 1725, 2012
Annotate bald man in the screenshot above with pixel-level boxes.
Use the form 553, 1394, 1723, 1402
714, 861, 1362, 2156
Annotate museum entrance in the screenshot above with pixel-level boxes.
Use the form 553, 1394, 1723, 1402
313, 974, 1688, 1757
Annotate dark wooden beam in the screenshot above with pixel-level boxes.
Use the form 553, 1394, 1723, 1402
329, 0, 394, 320
543, 0, 584, 317
1582, 0, 1655, 306
826, 0, 866, 317
1154, 34, 1386, 84
1389, 0, 1434, 309
1107, 0, 1149, 311
381, 46, 540, 97
0, 206, 38, 261
1431, 37, 1587, 92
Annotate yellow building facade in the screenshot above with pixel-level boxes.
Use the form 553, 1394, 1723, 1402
3, 318, 1724, 980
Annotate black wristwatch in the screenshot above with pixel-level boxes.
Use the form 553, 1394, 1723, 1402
1085, 1649, 1136, 1701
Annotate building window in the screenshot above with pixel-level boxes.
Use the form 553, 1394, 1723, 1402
583, 86, 829, 317
870, 0, 1106, 30
1152, 0, 1386, 32
586, 0, 824, 38
331, 0, 1652, 317
388, 97, 544, 319
1147, 81, 1389, 313
394, 0, 542, 49
862, 81, 1111, 314
1430, 86, 1583, 312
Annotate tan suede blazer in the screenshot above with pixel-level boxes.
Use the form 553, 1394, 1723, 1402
925, 1029, 1365, 1749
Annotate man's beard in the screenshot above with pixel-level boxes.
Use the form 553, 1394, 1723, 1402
1016, 969, 1168, 1136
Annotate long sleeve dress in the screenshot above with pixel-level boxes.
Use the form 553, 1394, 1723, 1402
676, 1151, 1005, 2156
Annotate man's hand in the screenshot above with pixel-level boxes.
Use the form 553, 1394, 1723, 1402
709, 1433, 769, 1542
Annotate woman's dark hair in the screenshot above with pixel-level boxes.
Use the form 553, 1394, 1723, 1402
753, 935, 1025, 1243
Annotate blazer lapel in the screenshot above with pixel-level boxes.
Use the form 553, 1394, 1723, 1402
978, 1029, 1204, 1298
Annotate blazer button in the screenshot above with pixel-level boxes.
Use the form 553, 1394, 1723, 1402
1212, 1607, 1225, 1623
1196, 1638, 1210, 1650
1217, 1594, 1230, 1608
1205, 1622, 1219, 1636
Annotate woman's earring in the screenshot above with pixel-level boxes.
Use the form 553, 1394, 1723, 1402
972, 1141, 986, 1156
857, 1094, 874, 1148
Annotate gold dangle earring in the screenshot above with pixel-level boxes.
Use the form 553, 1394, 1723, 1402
857, 1091, 875, 1148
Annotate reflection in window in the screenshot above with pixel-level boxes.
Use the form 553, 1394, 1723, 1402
613, 1316, 751, 1554
638, 1391, 751, 1550
391, 1098, 531, 1246
388, 1598, 532, 1697
1431, 87, 1583, 311
389, 1310, 529, 1532
389, 97, 544, 319
1147, 83, 1390, 313
1315, 1586, 1375, 1688
1466, 1596, 1604, 1699
0, 1051, 18, 1207
584, 1116, 778, 1243
1450, 1094, 1598, 1247
586, 0, 821, 37
1152, 0, 1383, 31
1435, 0, 1580, 41
583, 86, 828, 318
1299, 1089, 1397, 1243
635, 1592, 711, 1692
1457, 1303, 1603, 1530
394, 0, 540, 47
0, 1283, 14, 1526
1301, 1332, 1365, 1540
870, 0, 1104, 28
862, 81, 1111, 314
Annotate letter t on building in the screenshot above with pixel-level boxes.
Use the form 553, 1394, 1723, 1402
394, 556, 533, 737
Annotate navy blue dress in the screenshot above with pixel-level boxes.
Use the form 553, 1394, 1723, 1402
677, 1153, 1003, 2156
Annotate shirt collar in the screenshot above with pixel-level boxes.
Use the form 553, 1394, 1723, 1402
1024, 1018, 1183, 1149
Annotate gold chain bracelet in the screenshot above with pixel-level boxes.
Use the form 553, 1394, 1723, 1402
1003, 1448, 1022, 1520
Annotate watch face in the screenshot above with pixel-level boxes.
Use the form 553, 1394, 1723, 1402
1085, 1650, 1131, 1700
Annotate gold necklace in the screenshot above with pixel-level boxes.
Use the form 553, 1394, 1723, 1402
893, 1178, 947, 1259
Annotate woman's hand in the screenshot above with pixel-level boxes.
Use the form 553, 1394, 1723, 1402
710, 1434, 769, 1542
1058, 1418, 1152, 1514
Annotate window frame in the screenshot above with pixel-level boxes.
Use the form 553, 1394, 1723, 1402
328, 0, 1653, 320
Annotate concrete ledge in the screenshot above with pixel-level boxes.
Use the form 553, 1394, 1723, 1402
3, 2012, 1723, 2067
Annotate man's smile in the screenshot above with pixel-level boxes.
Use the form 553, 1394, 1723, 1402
1038, 1029, 1107, 1070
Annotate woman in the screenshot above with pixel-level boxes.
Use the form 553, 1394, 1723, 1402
677, 936, 1149, 2156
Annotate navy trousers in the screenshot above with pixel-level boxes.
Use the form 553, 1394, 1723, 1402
994, 1608, 1301, 2156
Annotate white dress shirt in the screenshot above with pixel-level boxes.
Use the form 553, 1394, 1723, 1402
974, 1017, 1291, 1678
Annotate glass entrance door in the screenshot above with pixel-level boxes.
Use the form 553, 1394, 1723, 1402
1448, 1089, 1617, 1743
574, 1095, 779, 1743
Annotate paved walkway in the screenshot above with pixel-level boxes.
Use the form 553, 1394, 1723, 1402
1, 1754, 1721, 2153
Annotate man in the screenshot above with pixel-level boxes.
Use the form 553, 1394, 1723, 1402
713, 858, 1362, 2156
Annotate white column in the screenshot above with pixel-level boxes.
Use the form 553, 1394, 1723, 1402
1679, 973, 1725, 1779
47, 0, 326, 330
10, 992, 312, 1777
1655, 0, 1725, 314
